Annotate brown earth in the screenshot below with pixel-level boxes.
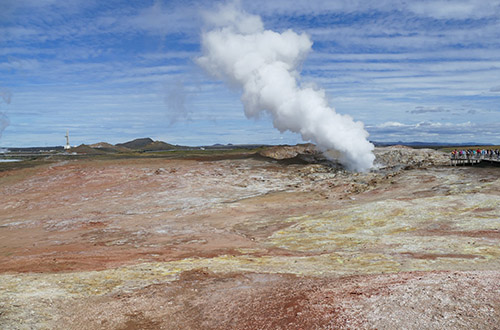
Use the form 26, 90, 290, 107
1, 146, 499, 329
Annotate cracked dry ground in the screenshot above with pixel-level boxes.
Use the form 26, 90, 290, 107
1, 152, 500, 329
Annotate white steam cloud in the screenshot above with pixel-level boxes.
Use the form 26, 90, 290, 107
197, 3, 374, 171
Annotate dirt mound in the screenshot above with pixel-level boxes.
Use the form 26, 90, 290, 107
258, 143, 344, 167
259, 144, 448, 170
374, 146, 449, 169
82, 142, 449, 171
259, 143, 318, 160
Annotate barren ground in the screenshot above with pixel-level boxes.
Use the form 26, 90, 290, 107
1, 147, 499, 329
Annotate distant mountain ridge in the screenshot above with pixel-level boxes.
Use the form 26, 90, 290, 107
115, 138, 177, 151
115, 138, 155, 149
2, 139, 497, 153
89, 142, 131, 153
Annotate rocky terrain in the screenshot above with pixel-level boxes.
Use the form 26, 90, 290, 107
0, 145, 499, 329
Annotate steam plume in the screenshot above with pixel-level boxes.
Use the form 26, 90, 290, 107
197, 3, 375, 171
0, 113, 9, 139
0, 88, 11, 139
0, 89, 12, 104
165, 80, 191, 125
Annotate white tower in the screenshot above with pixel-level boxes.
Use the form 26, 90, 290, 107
64, 130, 71, 150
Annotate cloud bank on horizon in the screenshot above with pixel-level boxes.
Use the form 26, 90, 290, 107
0, 0, 499, 147
197, 3, 374, 171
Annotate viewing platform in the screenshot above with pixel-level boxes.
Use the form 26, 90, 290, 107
450, 155, 500, 166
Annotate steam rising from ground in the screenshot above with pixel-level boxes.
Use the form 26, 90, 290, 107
197, 3, 374, 171
0, 88, 12, 140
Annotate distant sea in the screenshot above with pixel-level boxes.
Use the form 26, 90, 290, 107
0, 159, 21, 162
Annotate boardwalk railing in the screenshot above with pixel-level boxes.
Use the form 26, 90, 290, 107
450, 154, 500, 166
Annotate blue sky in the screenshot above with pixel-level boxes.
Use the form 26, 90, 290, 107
1, 0, 499, 147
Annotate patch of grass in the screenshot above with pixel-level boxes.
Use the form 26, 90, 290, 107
145, 147, 263, 159
0, 147, 267, 172
0, 158, 52, 172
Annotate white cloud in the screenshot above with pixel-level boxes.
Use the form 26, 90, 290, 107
123, 2, 205, 36
378, 121, 407, 128
2, 1, 499, 147
367, 120, 499, 143
408, 1, 500, 19
245, 0, 500, 20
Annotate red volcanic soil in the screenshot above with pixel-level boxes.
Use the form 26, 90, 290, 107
1, 150, 500, 329
58, 270, 500, 329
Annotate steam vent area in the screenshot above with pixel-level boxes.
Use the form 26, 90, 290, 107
1, 143, 500, 329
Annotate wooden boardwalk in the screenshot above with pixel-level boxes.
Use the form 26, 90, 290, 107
450, 155, 500, 166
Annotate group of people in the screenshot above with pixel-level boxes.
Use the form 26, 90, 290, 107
451, 148, 500, 160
